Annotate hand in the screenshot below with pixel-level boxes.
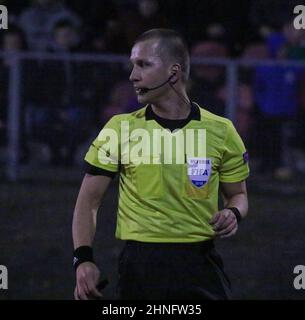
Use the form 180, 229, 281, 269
209, 209, 238, 239
74, 262, 103, 300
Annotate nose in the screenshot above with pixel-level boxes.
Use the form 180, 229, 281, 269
129, 66, 139, 82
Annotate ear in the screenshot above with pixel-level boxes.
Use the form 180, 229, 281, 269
170, 64, 181, 83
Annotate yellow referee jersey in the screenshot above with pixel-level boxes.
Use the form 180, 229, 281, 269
85, 103, 249, 242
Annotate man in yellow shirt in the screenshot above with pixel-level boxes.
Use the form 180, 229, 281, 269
72, 29, 249, 300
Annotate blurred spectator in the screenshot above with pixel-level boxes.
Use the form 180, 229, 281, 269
102, 19, 129, 54
279, 23, 305, 163
100, 80, 138, 125
241, 42, 269, 60
189, 41, 229, 116
239, 42, 269, 84
48, 19, 82, 52
253, 24, 303, 177
18, 0, 81, 51
237, 42, 269, 161
25, 21, 95, 166
89, 29, 107, 53
0, 27, 26, 117
250, 0, 300, 31
266, 32, 286, 58
235, 85, 256, 139
119, 0, 169, 49
281, 21, 305, 59
205, 23, 227, 43
191, 41, 228, 84
201, 23, 241, 55
0, 26, 31, 162
213, 83, 257, 156
65, 0, 117, 31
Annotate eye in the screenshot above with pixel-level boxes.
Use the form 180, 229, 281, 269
138, 60, 151, 68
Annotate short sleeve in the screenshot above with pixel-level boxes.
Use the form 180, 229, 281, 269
219, 121, 250, 183
84, 116, 120, 173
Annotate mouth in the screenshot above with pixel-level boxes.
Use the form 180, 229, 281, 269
134, 87, 146, 95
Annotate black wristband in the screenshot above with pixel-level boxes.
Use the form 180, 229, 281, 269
227, 207, 242, 223
73, 246, 94, 271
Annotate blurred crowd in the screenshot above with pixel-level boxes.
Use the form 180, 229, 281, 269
0, 0, 305, 178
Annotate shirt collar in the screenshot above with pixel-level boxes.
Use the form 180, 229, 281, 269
145, 102, 201, 121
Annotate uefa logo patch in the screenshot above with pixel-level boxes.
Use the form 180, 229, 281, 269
187, 157, 212, 188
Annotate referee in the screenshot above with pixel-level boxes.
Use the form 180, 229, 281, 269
72, 29, 249, 300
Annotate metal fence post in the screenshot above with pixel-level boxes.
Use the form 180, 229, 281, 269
226, 61, 238, 123
7, 52, 21, 181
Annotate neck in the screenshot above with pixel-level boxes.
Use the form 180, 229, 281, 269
151, 89, 191, 120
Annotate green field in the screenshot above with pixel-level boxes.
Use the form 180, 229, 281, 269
0, 167, 304, 300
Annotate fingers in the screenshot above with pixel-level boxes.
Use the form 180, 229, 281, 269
220, 225, 238, 238
86, 278, 103, 299
210, 210, 232, 230
210, 209, 238, 238
78, 276, 91, 298
74, 285, 89, 300
88, 287, 103, 299
209, 212, 221, 225
216, 219, 237, 238
75, 282, 103, 300
74, 287, 79, 300
75, 262, 101, 300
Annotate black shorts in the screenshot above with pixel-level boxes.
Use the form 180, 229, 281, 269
117, 240, 231, 300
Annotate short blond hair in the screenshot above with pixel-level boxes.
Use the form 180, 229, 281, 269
135, 28, 190, 83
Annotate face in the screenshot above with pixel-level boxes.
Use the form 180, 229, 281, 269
129, 39, 172, 104
138, 0, 158, 18
54, 27, 78, 49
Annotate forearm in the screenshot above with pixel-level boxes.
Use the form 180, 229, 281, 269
72, 195, 102, 301
72, 174, 112, 249
223, 192, 248, 219
72, 200, 98, 249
